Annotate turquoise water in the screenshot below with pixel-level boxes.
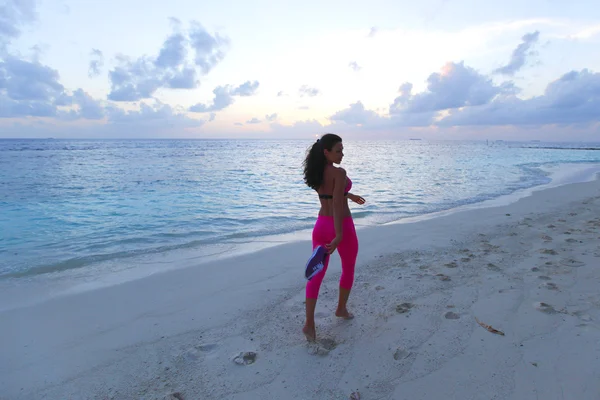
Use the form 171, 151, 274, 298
1, 138, 600, 279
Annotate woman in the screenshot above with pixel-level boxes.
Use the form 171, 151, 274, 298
301, 133, 366, 342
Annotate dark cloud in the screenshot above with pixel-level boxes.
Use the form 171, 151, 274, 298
246, 117, 261, 124
88, 48, 104, 78
494, 31, 540, 76
108, 20, 227, 102
390, 62, 509, 115
299, 85, 320, 97
265, 113, 277, 121
349, 61, 361, 72
189, 81, 259, 113
0, 0, 37, 47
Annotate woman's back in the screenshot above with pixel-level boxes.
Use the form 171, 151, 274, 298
317, 165, 351, 217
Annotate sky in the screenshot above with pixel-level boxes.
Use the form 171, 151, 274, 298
1, 0, 600, 141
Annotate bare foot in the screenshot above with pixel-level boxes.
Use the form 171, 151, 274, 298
335, 308, 355, 319
302, 325, 316, 342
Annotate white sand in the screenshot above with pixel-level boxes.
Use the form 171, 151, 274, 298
2, 176, 600, 400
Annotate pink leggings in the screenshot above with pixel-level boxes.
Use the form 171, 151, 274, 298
306, 215, 359, 299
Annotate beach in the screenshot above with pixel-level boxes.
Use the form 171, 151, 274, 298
2, 175, 600, 400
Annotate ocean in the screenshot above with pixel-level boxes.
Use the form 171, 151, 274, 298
2, 138, 600, 284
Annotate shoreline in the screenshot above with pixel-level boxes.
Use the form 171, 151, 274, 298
2, 168, 600, 399
1, 162, 600, 312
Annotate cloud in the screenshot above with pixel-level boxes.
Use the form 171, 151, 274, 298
246, 117, 261, 124
349, 61, 361, 72
0, 55, 68, 117
322, 62, 600, 131
299, 85, 320, 97
60, 89, 105, 120
231, 80, 259, 96
368, 27, 378, 38
265, 113, 277, 121
390, 61, 512, 116
277, 91, 286, 97
570, 25, 600, 40
494, 31, 540, 76
234, 122, 243, 126
189, 21, 229, 74
0, 0, 37, 47
438, 69, 600, 126
107, 21, 228, 101
209, 112, 216, 121
105, 100, 201, 126
189, 81, 259, 113
329, 101, 383, 125
298, 105, 310, 110
88, 49, 104, 78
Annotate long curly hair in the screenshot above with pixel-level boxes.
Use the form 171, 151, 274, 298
302, 133, 342, 191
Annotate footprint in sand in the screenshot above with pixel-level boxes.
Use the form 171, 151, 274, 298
545, 261, 553, 265
547, 224, 556, 229
445, 261, 458, 268
232, 351, 257, 365
563, 231, 572, 235
509, 232, 518, 237
560, 258, 585, 267
539, 249, 558, 255
541, 235, 553, 241
196, 343, 218, 352
419, 265, 430, 270
565, 238, 578, 243
538, 276, 552, 280
319, 337, 338, 351
535, 302, 559, 314
541, 282, 559, 291
569, 213, 578, 216
531, 267, 540, 272
445, 311, 460, 320
308, 338, 338, 356
436, 273, 451, 282
460, 257, 471, 262
558, 219, 567, 222
487, 263, 502, 272
393, 348, 411, 360
396, 303, 414, 314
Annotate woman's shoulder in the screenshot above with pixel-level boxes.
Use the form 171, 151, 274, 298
325, 165, 346, 176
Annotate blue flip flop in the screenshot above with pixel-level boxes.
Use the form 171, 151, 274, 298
305, 245, 329, 280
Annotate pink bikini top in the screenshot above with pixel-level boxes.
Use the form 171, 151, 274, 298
318, 176, 352, 199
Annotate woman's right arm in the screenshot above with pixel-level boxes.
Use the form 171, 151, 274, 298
327, 167, 346, 252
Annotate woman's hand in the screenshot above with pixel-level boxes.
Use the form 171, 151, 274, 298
325, 236, 342, 254
348, 193, 366, 205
